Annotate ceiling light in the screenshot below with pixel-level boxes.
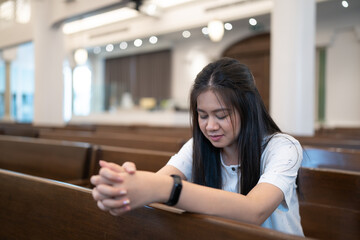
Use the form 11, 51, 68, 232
249, 18, 257, 26
106, 44, 114, 52
16, 0, 31, 24
224, 23, 233, 31
93, 47, 101, 54
62, 7, 139, 34
342, 1, 349, 8
202, 27, 209, 35
182, 30, 191, 38
208, 20, 224, 42
74, 48, 88, 65
0, 0, 15, 21
149, 36, 158, 44
134, 39, 143, 47
119, 42, 128, 50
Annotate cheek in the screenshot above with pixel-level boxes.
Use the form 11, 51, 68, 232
198, 118, 206, 132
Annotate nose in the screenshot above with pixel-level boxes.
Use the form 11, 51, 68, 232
206, 116, 219, 131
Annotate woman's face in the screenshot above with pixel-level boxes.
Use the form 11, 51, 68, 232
197, 90, 240, 150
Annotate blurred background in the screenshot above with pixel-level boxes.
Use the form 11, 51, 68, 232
0, 0, 359, 135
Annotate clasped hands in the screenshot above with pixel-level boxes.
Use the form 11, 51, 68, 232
91, 160, 142, 216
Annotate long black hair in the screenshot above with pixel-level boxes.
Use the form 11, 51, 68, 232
190, 57, 281, 195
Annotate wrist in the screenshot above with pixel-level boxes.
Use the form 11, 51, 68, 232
165, 175, 182, 206
153, 174, 174, 204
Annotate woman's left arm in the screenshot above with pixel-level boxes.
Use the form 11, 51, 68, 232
94, 169, 284, 225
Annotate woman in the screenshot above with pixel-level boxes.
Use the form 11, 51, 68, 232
91, 57, 304, 236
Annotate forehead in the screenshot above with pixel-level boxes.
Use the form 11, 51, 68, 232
197, 90, 227, 110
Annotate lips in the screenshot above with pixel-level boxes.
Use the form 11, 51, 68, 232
209, 135, 223, 141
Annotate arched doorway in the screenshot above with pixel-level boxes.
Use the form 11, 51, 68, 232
222, 33, 270, 110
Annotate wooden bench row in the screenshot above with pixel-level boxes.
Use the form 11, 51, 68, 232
38, 129, 186, 153
1, 135, 359, 239
2, 122, 360, 150
0, 122, 192, 139
0, 135, 173, 185
0, 169, 320, 240
1, 134, 359, 212
1, 168, 359, 240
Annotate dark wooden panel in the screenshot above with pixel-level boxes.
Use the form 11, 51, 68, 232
0, 135, 92, 181
299, 167, 360, 211
300, 202, 360, 240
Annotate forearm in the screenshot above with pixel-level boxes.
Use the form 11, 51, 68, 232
171, 180, 262, 225
151, 173, 280, 225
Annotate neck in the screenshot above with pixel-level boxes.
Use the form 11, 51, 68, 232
221, 145, 239, 166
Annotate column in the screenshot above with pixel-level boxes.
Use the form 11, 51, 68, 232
2, 47, 17, 122
32, 0, 65, 126
270, 0, 316, 136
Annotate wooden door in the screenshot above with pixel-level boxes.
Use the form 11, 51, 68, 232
222, 33, 270, 110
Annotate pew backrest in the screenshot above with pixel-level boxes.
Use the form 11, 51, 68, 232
91, 145, 173, 176
0, 169, 307, 240
95, 124, 192, 139
39, 129, 185, 152
302, 146, 360, 172
0, 135, 92, 181
300, 202, 360, 240
296, 136, 360, 150
298, 167, 360, 211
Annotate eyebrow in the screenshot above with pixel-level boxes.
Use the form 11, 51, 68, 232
197, 108, 231, 113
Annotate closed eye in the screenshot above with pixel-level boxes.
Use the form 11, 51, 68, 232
216, 115, 228, 120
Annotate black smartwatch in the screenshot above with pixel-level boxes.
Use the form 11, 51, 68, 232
165, 175, 182, 206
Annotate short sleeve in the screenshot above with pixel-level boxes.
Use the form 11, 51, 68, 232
166, 138, 193, 181
258, 134, 303, 211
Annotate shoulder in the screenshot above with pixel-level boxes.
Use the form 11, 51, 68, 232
266, 133, 300, 147
264, 133, 302, 155
261, 133, 303, 169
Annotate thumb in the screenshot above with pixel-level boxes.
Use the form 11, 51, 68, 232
122, 161, 137, 174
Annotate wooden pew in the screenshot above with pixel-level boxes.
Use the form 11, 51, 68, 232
38, 129, 185, 152
0, 169, 307, 240
91, 145, 173, 175
302, 146, 360, 172
95, 124, 192, 139
0, 123, 40, 137
316, 127, 360, 139
296, 136, 360, 150
298, 167, 360, 211
0, 135, 93, 183
300, 202, 360, 240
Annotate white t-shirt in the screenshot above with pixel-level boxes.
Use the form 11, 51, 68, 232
167, 133, 304, 236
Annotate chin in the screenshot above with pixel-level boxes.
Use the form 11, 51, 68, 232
209, 141, 226, 148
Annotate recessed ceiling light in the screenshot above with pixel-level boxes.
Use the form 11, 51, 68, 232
134, 39, 143, 47
106, 44, 114, 52
249, 18, 257, 26
119, 42, 128, 50
342, 1, 349, 8
93, 47, 101, 54
202, 27, 209, 35
149, 36, 158, 44
224, 23, 233, 31
182, 30, 191, 38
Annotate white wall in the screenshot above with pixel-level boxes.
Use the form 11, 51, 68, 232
325, 28, 360, 127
